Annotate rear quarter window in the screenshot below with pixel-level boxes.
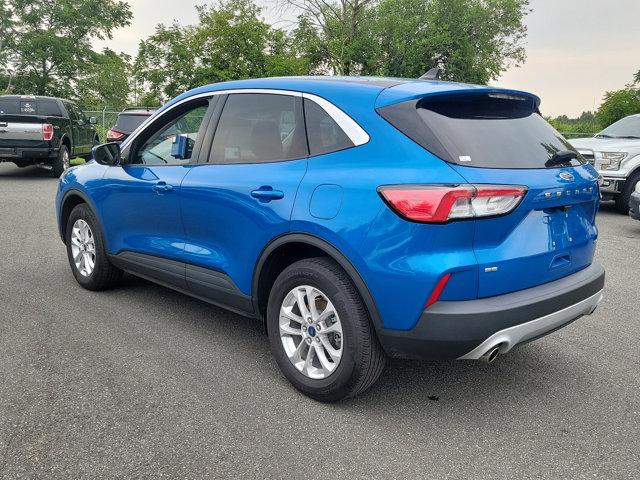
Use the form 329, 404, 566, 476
304, 98, 354, 156
378, 92, 583, 169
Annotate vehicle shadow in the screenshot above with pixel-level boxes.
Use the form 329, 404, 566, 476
116, 273, 587, 414
0, 163, 55, 180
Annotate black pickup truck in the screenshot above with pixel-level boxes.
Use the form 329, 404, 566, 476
0, 95, 100, 176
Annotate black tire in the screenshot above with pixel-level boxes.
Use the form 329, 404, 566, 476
51, 144, 70, 177
615, 170, 640, 213
267, 257, 386, 402
65, 203, 123, 291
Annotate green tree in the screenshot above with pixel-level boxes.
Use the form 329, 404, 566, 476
372, 0, 529, 82
283, 0, 529, 82
282, 0, 378, 75
597, 87, 640, 128
76, 49, 132, 109
134, 22, 199, 102
134, 0, 307, 103
3, 0, 132, 96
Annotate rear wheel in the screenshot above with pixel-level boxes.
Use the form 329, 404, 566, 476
65, 203, 123, 290
51, 144, 70, 177
615, 170, 640, 213
267, 257, 386, 402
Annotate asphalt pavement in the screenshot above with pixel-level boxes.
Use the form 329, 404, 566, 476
0, 162, 638, 479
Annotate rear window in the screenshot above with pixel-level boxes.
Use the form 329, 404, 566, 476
0, 98, 63, 116
378, 92, 583, 169
114, 113, 151, 133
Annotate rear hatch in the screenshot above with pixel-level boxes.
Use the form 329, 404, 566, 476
378, 89, 600, 298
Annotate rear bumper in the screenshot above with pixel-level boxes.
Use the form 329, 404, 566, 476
629, 192, 640, 220
0, 146, 58, 162
377, 263, 605, 360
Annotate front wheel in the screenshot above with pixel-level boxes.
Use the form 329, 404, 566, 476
615, 171, 640, 213
65, 203, 123, 290
267, 257, 386, 402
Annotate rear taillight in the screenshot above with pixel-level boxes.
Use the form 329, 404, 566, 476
107, 129, 125, 140
42, 123, 54, 141
379, 184, 527, 223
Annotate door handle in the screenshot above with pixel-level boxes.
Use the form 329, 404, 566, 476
251, 186, 284, 202
152, 181, 174, 194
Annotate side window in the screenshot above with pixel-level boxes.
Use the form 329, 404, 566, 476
74, 105, 88, 122
209, 93, 307, 164
303, 98, 354, 156
131, 103, 209, 166
64, 102, 78, 120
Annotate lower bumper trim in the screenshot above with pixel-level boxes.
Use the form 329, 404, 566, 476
458, 290, 602, 360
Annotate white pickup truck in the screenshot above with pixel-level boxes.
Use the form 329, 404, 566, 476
570, 114, 640, 212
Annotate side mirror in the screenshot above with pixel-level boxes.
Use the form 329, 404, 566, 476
93, 142, 121, 166
89, 117, 97, 125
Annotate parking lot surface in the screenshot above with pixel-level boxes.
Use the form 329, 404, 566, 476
0, 163, 638, 479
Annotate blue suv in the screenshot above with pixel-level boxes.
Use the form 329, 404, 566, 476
56, 77, 605, 401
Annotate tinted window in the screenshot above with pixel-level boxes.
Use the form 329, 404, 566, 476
38, 100, 63, 117
133, 104, 208, 166
304, 98, 353, 156
64, 102, 78, 120
0, 98, 62, 116
0, 98, 19, 114
20, 101, 37, 114
379, 92, 583, 169
210, 94, 307, 164
115, 113, 150, 133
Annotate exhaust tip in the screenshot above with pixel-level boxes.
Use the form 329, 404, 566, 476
480, 346, 500, 364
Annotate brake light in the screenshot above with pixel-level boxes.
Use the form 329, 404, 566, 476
42, 123, 54, 141
107, 129, 125, 140
379, 185, 527, 223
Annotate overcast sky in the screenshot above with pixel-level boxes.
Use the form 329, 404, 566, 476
95, 0, 640, 117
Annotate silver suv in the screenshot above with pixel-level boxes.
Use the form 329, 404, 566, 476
570, 114, 640, 212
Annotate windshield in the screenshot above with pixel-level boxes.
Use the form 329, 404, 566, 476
379, 92, 583, 169
597, 115, 640, 139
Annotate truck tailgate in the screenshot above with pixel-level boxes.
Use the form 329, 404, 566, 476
0, 116, 47, 148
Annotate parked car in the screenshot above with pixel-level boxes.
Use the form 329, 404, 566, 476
629, 182, 640, 221
56, 77, 605, 401
0, 95, 99, 176
570, 114, 640, 212
106, 108, 157, 143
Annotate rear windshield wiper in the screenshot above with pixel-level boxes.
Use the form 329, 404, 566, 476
545, 150, 579, 168
595, 134, 615, 138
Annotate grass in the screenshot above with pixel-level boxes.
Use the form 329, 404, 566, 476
70, 157, 86, 166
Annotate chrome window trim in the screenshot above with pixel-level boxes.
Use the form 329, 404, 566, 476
122, 88, 369, 150
302, 92, 370, 146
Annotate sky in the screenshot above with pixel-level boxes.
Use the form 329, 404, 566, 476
95, 0, 640, 117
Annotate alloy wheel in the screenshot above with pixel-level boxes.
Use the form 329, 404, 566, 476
70, 219, 96, 277
279, 285, 344, 379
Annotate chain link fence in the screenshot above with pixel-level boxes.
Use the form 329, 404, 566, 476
85, 109, 121, 142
